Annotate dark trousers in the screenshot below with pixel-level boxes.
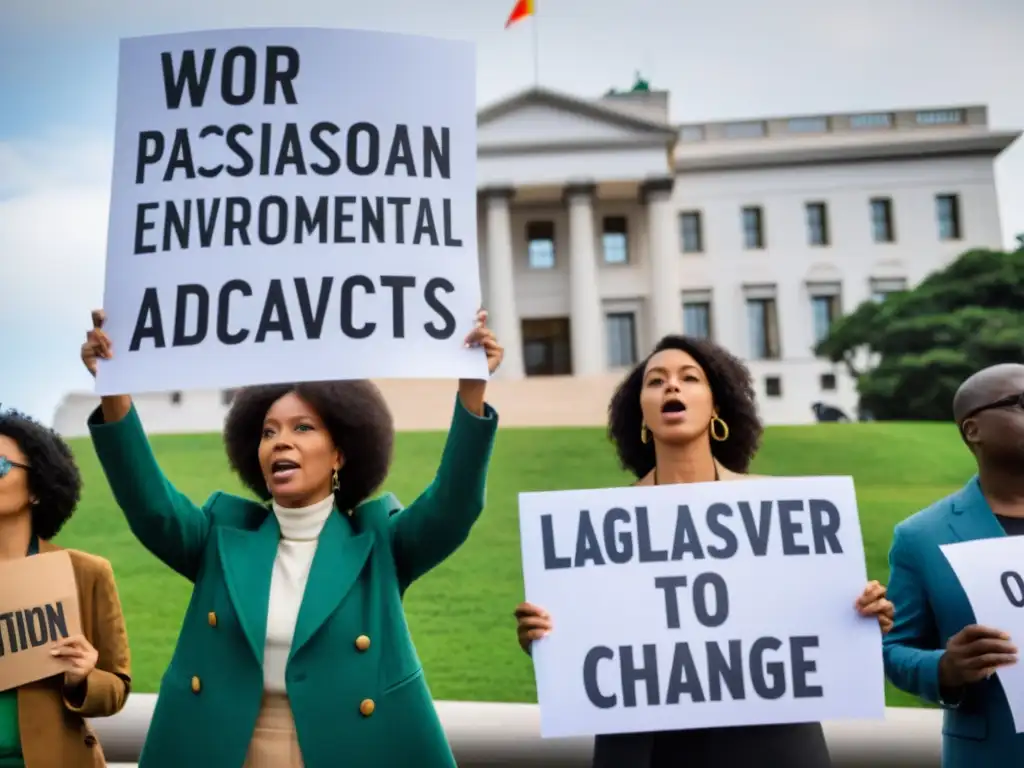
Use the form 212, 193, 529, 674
593, 722, 832, 768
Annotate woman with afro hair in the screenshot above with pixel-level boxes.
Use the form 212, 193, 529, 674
81, 308, 503, 768
514, 334, 894, 768
0, 410, 131, 768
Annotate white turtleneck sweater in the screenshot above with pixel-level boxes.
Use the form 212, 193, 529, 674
263, 494, 334, 692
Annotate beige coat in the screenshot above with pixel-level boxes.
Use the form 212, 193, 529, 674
17, 541, 132, 767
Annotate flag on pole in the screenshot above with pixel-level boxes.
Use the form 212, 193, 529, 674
505, 0, 535, 28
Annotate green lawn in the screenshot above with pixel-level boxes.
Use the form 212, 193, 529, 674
57, 422, 975, 708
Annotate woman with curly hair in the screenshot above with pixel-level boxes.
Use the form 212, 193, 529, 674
0, 410, 131, 768
513, 334, 893, 768
80, 307, 503, 768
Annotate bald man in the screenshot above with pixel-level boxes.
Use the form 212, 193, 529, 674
884, 363, 1024, 766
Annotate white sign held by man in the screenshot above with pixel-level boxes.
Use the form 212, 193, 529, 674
96, 27, 486, 395
941, 536, 1024, 732
519, 476, 885, 738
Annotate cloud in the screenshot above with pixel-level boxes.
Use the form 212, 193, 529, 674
0, 133, 112, 422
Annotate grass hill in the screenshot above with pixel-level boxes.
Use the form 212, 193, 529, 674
58, 421, 975, 708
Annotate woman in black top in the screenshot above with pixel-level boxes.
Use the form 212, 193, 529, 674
514, 335, 894, 767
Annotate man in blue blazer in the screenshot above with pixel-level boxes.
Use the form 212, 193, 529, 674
884, 363, 1024, 766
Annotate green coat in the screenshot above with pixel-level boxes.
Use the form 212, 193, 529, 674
88, 396, 498, 768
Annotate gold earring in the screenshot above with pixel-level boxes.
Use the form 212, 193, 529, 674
640, 423, 649, 444
331, 467, 340, 491
710, 416, 729, 442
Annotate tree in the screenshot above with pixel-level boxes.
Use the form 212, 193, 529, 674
816, 248, 1024, 421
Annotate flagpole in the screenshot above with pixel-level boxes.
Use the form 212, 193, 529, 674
532, 0, 539, 87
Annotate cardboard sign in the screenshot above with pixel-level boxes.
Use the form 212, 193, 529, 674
519, 476, 885, 738
0, 551, 82, 692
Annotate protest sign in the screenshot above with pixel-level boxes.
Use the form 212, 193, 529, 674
96, 27, 486, 395
941, 536, 1024, 732
518, 476, 885, 738
0, 551, 83, 692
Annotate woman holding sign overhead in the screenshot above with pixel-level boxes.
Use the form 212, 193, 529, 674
0, 410, 131, 768
513, 334, 894, 768
81, 307, 501, 768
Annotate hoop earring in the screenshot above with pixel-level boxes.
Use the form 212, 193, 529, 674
710, 416, 729, 442
640, 423, 649, 444
331, 467, 340, 491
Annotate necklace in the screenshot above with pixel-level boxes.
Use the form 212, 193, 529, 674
653, 463, 720, 486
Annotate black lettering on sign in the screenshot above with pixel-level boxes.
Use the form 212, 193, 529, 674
653, 572, 729, 629
159, 46, 300, 110
128, 275, 459, 351
134, 125, 453, 186
133, 195, 463, 252
0, 602, 71, 657
217, 280, 252, 344
423, 278, 456, 340
543, 500, 845, 570
580, 636, 824, 710
1002, 571, 1024, 608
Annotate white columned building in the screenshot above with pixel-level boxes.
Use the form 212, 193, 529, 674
52, 83, 1021, 435
476, 85, 682, 378
641, 176, 683, 342
481, 186, 524, 379
565, 182, 604, 375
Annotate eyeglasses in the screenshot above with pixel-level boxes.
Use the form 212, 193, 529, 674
961, 391, 1024, 423
0, 456, 28, 479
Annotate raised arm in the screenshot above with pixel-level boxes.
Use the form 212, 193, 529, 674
390, 392, 498, 590
63, 557, 132, 718
82, 310, 212, 580
882, 525, 948, 705
89, 404, 214, 580
389, 312, 503, 589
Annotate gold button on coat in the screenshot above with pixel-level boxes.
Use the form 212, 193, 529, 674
355, 635, 370, 651
359, 699, 375, 716
191, 676, 201, 694
208, 611, 217, 627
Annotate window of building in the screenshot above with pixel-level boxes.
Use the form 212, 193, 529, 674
809, 283, 842, 346
679, 125, 705, 142
745, 287, 781, 360
765, 376, 782, 397
869, 277, 908, 303
870, 198, 895, 243
527, 221, 556, 269
787, 116, 828, 133
742, 206, 765, 249
682, 291, 713, 339
936, 194, 961, 240
820, 373, 837, 391
522, 317, 572, 376
605, 312, 638, 368
805, 202, 829, 246
679, 211, 703, 253
602, 216, 628, 264
724, 121, 766, 139
849, 113, 893, 129
170, 391, 182, 405
916, 109, 963, 126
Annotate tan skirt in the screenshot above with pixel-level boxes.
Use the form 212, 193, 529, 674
244, 693, 304, 768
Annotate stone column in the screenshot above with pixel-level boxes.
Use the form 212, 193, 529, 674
565, 182, 604, 376
641, 176, 683, 346
482, 187, 524, 378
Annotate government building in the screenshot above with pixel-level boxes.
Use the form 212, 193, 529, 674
53, 80, 1020, 436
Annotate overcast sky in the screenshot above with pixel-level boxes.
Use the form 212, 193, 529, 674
2, 0, 1022, 424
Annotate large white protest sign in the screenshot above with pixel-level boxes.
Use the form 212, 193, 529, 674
96, 27, 487, 395
518, 476, 885, 738
941, 536, 1024, 732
